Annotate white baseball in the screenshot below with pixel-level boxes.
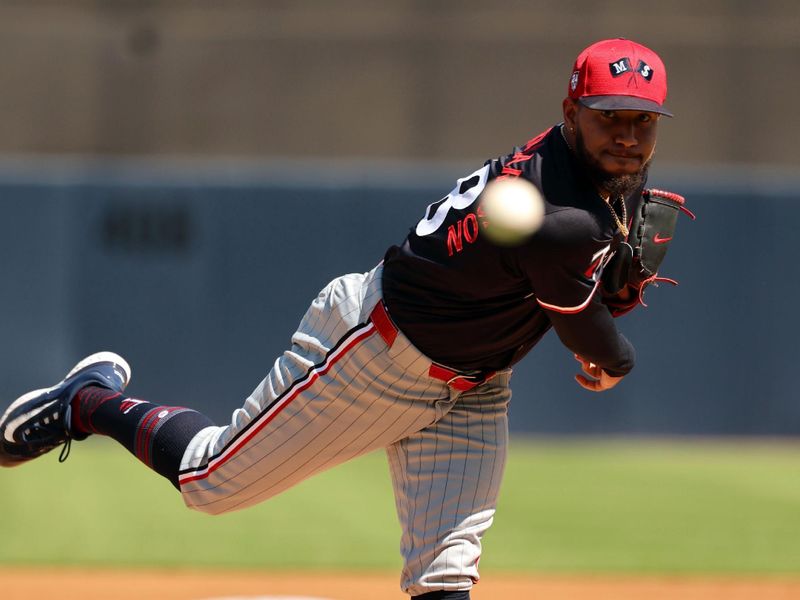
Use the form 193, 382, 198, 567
480, 177, 545, 246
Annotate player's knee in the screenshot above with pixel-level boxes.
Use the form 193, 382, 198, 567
180, 489, 257, 516
184, 500, 229, 516
178, 486, 239, 516
179, 483, 284, 516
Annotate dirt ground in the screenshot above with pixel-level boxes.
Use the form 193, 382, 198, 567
3, 567, 800, 600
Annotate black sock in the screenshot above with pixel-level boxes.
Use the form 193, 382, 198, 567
412, 592, 470, 600
71, 385, 214, 489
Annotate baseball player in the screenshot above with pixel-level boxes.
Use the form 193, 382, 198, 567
0, 39, 687, 599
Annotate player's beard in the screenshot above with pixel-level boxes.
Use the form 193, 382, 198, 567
574, 127, 651, 198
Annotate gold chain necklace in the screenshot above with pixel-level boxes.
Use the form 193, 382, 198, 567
606, 195, 629, 238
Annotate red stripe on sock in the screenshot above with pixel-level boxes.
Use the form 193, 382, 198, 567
135, 408, 163, 466
70, 397, 94, 434
138, 407, 183, 467
71, 387, 123, 435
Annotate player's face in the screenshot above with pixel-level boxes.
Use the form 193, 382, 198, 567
572, 105, 659, 177
563, 99, 660, 197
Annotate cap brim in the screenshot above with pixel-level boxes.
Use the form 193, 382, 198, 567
579, 95, 674, 117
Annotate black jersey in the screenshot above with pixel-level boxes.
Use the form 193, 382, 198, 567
382, 125, 638, 374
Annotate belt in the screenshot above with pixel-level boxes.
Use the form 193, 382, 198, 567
370, 301, 496, 392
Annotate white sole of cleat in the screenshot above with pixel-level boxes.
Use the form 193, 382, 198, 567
0, 351, 132, 443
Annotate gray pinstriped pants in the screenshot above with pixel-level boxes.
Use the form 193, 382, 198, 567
178, 264, 510, 596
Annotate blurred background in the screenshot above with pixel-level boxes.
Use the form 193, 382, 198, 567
0, 0, 799, 435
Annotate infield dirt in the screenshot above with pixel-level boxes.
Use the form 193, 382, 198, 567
2, 568, 800, 600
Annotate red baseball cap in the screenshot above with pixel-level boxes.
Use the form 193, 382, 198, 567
568, 38, 673, 117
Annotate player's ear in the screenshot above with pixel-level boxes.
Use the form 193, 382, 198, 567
562, 98, 579, 131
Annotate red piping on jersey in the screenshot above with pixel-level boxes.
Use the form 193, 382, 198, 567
505, 152, 533, 166
498, 127, 552, 179
178, 323, 378, 486
520, 127, 552, 153
537, 279, 601, 314
500, 165, 522, 176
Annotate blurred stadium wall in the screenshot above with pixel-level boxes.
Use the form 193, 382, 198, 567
0, 1, 797, 434
1, 162, 798, 435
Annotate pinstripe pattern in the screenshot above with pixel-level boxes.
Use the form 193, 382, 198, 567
178, 264, 512, 595
387, 373, 510, 595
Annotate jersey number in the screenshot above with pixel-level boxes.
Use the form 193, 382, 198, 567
415, 164, 490, 236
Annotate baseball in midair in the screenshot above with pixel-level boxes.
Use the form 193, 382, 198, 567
480, 177, 545, 246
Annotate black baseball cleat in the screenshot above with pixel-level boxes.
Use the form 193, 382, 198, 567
0, 351, 131, 467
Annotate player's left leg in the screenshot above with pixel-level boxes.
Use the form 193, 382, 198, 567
386, 371, 511, 599
0, 352, 214, 488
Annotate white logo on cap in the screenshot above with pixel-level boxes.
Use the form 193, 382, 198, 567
570, 71, 579, 91
610, 58, 632, 76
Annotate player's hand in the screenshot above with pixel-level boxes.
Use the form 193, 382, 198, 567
573, 354, 624, 392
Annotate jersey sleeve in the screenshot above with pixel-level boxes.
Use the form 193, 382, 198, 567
544, 295, 636, 376
520, 207, 612, 314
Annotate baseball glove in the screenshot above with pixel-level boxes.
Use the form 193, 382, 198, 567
602, 188, 695, 316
